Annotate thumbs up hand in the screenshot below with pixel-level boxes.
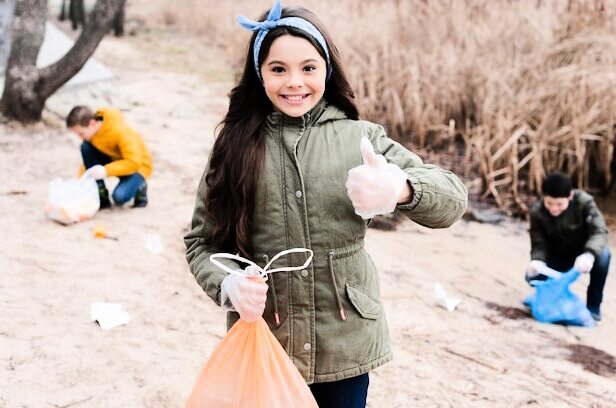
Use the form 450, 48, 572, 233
346, 137, 409, 219
360, 136, 387, 166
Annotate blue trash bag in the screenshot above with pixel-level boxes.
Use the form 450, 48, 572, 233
524, 267, 595, 327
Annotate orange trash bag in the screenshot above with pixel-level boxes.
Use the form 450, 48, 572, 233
186, 249, 318, 408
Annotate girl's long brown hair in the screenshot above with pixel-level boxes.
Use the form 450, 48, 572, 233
203, 6, 359, 256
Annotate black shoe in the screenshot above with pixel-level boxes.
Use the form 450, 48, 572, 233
133, 182, 148, 208
98, 184, 112, 209
588, 306, 602, 322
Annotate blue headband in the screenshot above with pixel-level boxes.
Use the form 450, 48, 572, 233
237, 0, 332, 82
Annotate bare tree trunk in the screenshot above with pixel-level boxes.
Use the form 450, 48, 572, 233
0, 0, 126, 123
112, 4, 124, 37
0, 0, 47, 122
69, 0, 85, 30
59, 0, 66, 21
63, 0, 124, 36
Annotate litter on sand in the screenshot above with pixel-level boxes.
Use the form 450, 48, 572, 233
144, 234, 163, 254
434, 282, 462, 312
90, 302, 130, 330
93, 225, 118, 240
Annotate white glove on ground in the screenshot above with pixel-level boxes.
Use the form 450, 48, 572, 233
346, 137, 408, 219
86, 165, 107, 180
574, 252, 595, 273
525, 260, 547, 279
220, 265, 268, 322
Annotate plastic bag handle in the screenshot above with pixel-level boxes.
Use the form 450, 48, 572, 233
210, 248, 314, 280
537, 264, 562, 279
529, 266, 581, 286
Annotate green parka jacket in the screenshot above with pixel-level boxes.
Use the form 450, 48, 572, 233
185, 101, 468, 384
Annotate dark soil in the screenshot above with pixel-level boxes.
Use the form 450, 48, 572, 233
485, 301, 531, 320
562, 344, 616, 378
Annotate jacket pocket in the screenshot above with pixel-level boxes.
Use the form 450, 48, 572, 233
346, 282, 380, 319
328, 243, 382, 321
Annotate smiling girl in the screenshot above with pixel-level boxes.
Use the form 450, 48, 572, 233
184, 1, 467, 406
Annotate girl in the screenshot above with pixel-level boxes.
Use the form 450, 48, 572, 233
184, 1, 468, 406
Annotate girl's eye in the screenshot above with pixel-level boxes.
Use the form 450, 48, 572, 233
304, 65, 316, 72
272, 66, 285, 73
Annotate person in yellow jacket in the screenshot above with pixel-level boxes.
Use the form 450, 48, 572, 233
66, 106, 152, 208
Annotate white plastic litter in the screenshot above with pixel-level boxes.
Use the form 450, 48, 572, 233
144, 234, 163, 254
434, 283, 462, 312
44, 176, 100, 225
90, 302, 130, 330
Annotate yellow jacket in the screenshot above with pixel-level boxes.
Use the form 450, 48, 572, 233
88, 108, 153, 179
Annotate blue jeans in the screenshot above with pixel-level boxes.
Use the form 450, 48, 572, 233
309, 373, 369, 408
528, 248, 610, 310
80, 142, 145, 205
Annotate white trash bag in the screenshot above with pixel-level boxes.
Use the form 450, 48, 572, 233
44, 175, 100, 225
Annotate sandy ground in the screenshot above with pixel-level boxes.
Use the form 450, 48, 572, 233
1, 18, 616, 408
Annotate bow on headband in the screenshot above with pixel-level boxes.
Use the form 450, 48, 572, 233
237, 0, 332, 81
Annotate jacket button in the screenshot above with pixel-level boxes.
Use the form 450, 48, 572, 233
303, 342, 311, 351
301, 269, 309, 278
295, 190, 302, 199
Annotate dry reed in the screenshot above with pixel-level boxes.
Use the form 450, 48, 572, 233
153, 0, 616, 215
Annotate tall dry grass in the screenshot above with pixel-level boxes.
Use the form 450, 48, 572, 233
153, 0, 616, 214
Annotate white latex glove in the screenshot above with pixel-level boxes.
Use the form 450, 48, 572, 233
86, 164, 107, 180
220, 265, 268, 322
574, 252, 595, 273
346, 137, 408, 219
525, 260, 547, 279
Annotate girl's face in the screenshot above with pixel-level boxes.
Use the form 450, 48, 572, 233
261, 34, 327, 117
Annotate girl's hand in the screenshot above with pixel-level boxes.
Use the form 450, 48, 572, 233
345, 137, 409, 219
220, 266, 268, 322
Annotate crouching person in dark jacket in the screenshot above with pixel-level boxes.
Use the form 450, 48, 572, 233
526, 171, 610, 321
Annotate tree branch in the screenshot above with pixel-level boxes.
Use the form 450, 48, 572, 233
37, 0, 125, 98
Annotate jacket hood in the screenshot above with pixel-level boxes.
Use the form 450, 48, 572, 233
95, 108, 124, 130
